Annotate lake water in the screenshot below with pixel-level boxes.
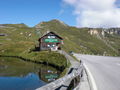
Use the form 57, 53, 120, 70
0, 57, 60, 90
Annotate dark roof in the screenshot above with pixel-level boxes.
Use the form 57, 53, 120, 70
0, 33, 7, 36
38, 31, 63, 41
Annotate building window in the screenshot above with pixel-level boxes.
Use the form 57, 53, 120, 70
48, 36, 51, 38
47, 44, 50, 47
52, 44, 55, 47
48, 36, 55, 39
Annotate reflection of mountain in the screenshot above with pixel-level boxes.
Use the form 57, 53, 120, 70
0, 57, 36, 77
38, 68, 60, 83
0, 57, 60, 79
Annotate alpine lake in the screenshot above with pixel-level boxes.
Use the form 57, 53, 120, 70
0, 57, 61, 90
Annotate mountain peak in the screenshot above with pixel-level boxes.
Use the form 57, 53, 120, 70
49, 19, 68, 26
35, 19, 68, 28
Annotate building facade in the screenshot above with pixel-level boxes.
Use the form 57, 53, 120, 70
38, 31, 63, 51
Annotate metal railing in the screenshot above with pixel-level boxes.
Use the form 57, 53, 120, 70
36, 63, 83, 90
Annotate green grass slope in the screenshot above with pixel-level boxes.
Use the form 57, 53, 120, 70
0, 20, 120, 60
35, 19, 120, 56
0, 23, 67, 69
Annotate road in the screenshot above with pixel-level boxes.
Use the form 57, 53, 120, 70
74, 54, 120, 90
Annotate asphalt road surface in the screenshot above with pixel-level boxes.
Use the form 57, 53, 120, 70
74, 54, 120, 90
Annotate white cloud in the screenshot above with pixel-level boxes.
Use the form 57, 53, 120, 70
63, 0, 120, 27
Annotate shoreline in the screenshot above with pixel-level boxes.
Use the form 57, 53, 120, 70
0, 55, 66, 72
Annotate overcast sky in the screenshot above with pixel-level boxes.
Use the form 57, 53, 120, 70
0, 0, 120, 27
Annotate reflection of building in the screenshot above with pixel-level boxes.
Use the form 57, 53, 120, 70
38, 31, 63, 51
38, 68, 60, 83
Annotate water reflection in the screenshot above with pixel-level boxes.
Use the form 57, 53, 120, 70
0, 57, 60, 90
39, 68, 60, 82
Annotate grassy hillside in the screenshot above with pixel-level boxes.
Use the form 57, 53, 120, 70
35, 20, 120, 56
0, 24, 37, 55
0, 19, 120, 60
0, 24, 67, 70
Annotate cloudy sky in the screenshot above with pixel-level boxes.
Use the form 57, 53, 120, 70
0, 0, 120, 27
